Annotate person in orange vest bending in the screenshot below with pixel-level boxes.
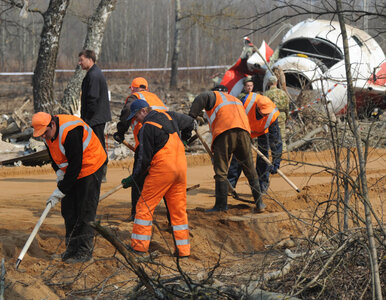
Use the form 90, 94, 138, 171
113, 77, 168, 220
189, 85, 265, 213
121, 100, 190, 258
227, 93, 282, 194
31, 112, 107, 263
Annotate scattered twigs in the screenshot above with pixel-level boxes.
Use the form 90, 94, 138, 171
0, 258, 5, 300
291, 238, 350, 297
89, 221, 163, 299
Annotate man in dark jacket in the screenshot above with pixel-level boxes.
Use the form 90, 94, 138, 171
31, 112, 107, 263
121, 100, 191, 257
79, 49, 111, 181
188, 85, 265, 213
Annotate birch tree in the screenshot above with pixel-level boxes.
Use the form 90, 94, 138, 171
32, 0, 70, 113
169, 0, 181, 89
60, 0, 117, 115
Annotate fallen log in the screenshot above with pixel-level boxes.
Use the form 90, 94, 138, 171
287, 127, 324, 152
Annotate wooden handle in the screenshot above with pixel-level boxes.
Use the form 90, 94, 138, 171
122, 140, 135, 152
251, 145, 300, 193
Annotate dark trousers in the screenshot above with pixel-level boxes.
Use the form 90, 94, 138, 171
213, 128, 258, 183
61, 165, 104, 256
228, 119, 283, 191
92, 123, 107, 156
92, 123, 108, 179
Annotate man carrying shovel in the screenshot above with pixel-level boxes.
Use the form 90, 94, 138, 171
31, 112, 107, 263
121, 100, 191, 258
188, 85, 265, 213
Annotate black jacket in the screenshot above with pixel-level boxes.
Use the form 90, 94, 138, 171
81, 64, 111, 127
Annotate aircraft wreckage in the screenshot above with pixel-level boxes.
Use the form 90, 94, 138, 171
221, 18, 386, 116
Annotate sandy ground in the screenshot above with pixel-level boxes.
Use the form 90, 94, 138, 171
0, 149, 385, 299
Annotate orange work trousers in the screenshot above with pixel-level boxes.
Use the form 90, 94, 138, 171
131, 132, 190, 257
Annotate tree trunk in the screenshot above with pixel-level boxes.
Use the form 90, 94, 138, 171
335, 1, 383, 299
170, 0, 181, 90
32, 0, 70, 113
61, 0, 117, 115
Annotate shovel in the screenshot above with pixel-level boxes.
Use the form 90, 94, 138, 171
15, 182, 124, 270
251, 145, 300, 193
15, 202, 53, 269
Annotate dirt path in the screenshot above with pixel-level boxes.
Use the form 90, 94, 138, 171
0, 149, 385, 298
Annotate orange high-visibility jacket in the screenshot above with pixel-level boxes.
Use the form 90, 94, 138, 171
129, 91, 168, 149
205, 91, 250, 146
243, 93, 280, 138
46, 115, 106, 179
131, 111, 190, 257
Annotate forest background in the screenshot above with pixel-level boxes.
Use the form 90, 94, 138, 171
1, 0, 384, 75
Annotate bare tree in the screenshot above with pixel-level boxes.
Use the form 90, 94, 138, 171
169, 0, 181, 90
60, 0, 117, 115
335, 0, 382, 298
32, 0, 70, 113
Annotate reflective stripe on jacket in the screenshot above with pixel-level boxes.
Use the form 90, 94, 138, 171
205, 91, 250, 146
46, 115, 106, 179
243, 93, 279, 138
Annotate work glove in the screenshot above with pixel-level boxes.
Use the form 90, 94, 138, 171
270, 165, 279, 174
56, 169, 65, 183
196, 116, 205, 126
46, 188, 65, 208
193, 120, 198, 130
113, 132, 124, 144
121, 175, 134, 189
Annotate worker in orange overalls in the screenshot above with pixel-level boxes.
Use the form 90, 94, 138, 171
31, 112, 106, 263
121, 99, 190, 257
227, 89, 282, 194
113, 77, 168, 220
189, 85, 265, 213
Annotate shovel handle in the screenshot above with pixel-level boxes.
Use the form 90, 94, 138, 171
251, 145, 300, 193
16, 203, 52, 269
16, 181, 124, 269
99, 184, 123, 202
122, 140, 135, 152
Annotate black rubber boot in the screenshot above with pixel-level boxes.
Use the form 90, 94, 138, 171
249, 178, 266, 213
206, 180, 228, 212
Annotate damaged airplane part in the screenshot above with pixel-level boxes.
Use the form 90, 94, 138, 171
265, 19, 386, 114
223, 19, 385, 116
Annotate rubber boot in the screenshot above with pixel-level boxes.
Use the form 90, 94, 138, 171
206, 180, 228, 212
249, 178, 266, 213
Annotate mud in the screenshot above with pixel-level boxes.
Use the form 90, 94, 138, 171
0, 150, 385, 298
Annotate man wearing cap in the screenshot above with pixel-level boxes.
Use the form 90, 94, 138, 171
227, 90, 282, 194
189, 85, 265, 213
264, 75, 290, 151
113, 77, 168, 220
120, 100, 191, 257
31, 112, 107, 263
79, 49, 111, 182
